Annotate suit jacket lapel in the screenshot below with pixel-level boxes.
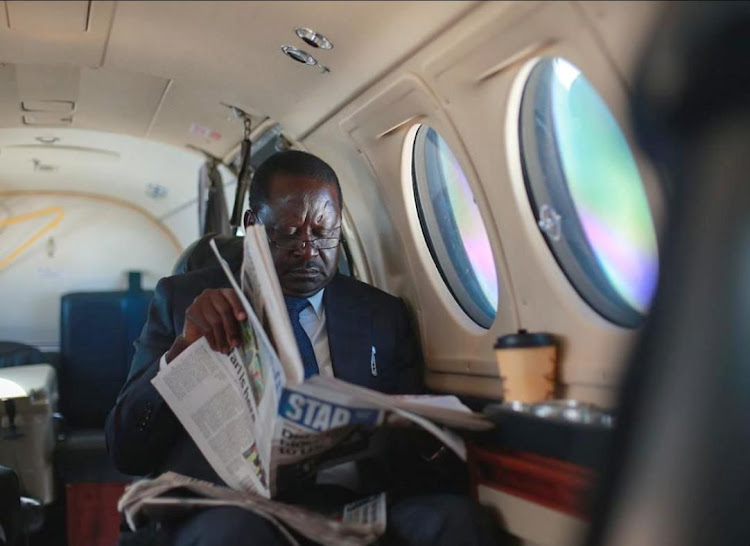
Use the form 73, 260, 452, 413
324, 275, 373, 385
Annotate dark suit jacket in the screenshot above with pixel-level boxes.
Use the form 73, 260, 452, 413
105, 268, 426, 489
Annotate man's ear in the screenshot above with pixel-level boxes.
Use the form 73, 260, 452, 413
244, 208, 258, 227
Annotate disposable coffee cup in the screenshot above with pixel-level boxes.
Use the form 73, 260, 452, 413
494, 330, 557, 403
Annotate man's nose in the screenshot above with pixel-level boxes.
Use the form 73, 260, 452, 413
293, 241, 320, 260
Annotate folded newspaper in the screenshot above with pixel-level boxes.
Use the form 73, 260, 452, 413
121, 225, 492, 544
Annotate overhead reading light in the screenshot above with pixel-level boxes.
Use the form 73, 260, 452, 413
281, 45, 330, 74
294, 27, 333, 50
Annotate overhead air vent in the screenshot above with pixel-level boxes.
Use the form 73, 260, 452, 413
281, 45, 330, 74
21, 100, 76, 113
294, 28, 334, 50
281, 45, 317, 66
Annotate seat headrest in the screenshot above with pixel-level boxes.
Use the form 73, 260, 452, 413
172, 233, 244, 275
0, 342, 45, 369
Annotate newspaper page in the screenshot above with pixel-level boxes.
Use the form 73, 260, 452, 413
119, 472, 386, 546
241, 225, 305, 385
209, 237, 289, 489
150, 337, 265, 493
270, 381, 387, 494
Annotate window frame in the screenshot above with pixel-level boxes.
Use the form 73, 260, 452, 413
411, 124, 498, 329
518, 57, 658, 328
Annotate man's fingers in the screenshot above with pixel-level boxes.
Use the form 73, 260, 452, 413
186, 304, 225, 353
184, 289, 247, 354
211, 293, 243, 350
222, 289, 247, 321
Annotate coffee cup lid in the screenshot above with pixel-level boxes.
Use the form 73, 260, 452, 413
494, 329, 556, 349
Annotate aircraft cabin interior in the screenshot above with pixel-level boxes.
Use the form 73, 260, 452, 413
1, 1, 748, 545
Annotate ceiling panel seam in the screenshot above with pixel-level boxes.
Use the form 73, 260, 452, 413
97, 0, 117, 67
145, 78, 173, 137
85, 0, 93, 31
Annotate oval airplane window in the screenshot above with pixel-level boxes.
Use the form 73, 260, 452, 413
412, 125, 499, 328
519, 57, 659, 327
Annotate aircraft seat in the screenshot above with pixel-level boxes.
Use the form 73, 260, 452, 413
59, 271, 153, 430
56, 271, 152, 483
0, 465, 20, 546
0, 342, 44, 369
172, 232, 243, 275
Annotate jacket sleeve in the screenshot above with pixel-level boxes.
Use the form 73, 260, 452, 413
105, 277, 181, 476
394, 297, 426, 395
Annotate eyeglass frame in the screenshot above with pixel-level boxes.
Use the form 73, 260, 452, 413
265, 225, 342, 251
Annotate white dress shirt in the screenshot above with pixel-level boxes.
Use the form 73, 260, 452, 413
298, 288, 333, 377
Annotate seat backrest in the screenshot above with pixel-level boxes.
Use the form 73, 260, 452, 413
0, 465, 20, 546
59, 272, 153, 429
0, 342, 44, 369
172, 233, 243, 275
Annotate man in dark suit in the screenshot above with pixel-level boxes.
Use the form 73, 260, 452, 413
106, 151, 499, 545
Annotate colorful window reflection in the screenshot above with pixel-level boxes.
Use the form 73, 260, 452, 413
520, 57, 659, 326
412, 125, 498, 328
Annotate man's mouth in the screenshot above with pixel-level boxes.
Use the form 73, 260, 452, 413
288, 268, 320, 279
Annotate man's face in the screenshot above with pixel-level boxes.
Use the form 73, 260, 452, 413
252, 174, 341, 298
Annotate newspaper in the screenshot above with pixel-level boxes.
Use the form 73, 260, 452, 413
118, 472, 386, 546
140, 225, 493, 542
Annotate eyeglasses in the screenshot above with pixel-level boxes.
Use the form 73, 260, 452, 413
268, 237, 341, 250
265, 224, 342, 251
267, 236, 341, 251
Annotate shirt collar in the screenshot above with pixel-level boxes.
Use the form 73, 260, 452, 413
306, 288, 325, 318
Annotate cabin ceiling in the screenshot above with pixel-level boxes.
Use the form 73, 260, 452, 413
0, 1, 479, 159
0, 127, 206, 219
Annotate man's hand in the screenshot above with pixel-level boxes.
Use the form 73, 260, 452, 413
165, 288, 247, 363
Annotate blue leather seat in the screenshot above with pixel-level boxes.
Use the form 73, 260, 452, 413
57, 271, 152, 483
59, 272, 153, 429
0, 342, 44, 369
0, 465, 20, 546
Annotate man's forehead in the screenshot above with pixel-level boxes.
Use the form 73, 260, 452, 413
266, 174, 340, 210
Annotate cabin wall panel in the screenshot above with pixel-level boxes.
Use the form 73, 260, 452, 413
0, 195, 179, 349
303, 1, 665, 405
307, 72, 519, 399
420, 1, 643, 400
